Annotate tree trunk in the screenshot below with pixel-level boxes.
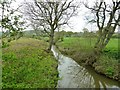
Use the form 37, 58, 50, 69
48, 29, 54, 51
93, 27, 115, 63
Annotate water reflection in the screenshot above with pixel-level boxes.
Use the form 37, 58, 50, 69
51, 46, 120, 88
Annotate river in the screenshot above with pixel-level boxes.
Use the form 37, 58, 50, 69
51, 45, 120, 88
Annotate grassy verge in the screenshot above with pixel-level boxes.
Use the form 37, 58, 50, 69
57, 37, 119, 81
0, 40, 2, 89
2, 38, 58, 88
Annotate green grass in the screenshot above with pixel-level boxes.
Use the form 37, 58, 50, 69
106, 38, 118, 49
0, 40, 1, 89
2, 38, 58, 88
57, 37, 118, 57
59, 37, 96, 49
57, 37, 119, 80
57, 37, 97, 63
104, 38, 119, 59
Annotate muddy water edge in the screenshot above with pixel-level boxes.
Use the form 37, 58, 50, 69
51, 45, 120, 88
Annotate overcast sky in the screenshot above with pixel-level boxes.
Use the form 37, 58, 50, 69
1, 0, 119, 32
11, 0, 96, 32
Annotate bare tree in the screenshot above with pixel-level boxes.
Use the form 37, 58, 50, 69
84, 0, 120, 57
23, 0, 79, 51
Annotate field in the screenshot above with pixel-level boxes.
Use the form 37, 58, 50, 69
2, 38, 58, 88
57, 37, 119, 80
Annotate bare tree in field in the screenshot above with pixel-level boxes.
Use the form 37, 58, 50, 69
84, 0, 120, 60
24, 0, 79, 51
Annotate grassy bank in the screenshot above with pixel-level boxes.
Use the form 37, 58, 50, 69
2, 38, 58, 88
0, 40, 1, 89
57, 37, 119, 81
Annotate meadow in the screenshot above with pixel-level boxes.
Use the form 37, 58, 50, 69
57, 37, 119, 80
2, 38, 58, 88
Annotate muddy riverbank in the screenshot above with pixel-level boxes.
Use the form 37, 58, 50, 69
52, 46, 120, 88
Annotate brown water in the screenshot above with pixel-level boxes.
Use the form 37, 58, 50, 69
51, 46, 120, 88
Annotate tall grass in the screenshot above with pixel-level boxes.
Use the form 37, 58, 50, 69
2, 38, 58, 88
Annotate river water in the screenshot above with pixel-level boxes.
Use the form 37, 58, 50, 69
51, 46, 120, 88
